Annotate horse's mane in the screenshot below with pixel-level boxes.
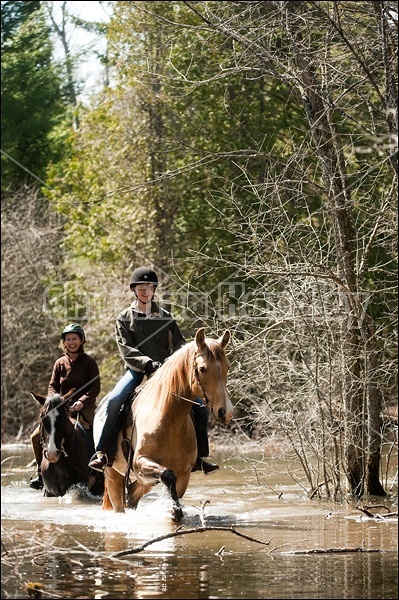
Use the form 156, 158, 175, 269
134, 336, 228, 408
41, 393, 68, 417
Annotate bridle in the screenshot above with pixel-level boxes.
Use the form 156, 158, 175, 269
40, 406, 75, 459
193, 353, 211, 408
169, 353, 212, 410
40, 422, 69, 459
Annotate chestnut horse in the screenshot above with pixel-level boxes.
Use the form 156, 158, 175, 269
94, 327, 233, 521
31, 390, 104, 497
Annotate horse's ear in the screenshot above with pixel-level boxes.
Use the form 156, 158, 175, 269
63, 388, 76, 401
218, 329, 231, 349
30, 391, 47, 406
195, 327, 206, 349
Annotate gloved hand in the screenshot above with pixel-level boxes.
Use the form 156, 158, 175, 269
145, 361, 162, 377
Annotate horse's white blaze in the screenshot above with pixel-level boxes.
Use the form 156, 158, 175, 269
46, 409, 60, 461
204, 363, 233, 424
210, 390, 234, 424
225, 395, 234, 424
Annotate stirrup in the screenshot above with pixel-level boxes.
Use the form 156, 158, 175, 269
121, 438, 131, 462
88, 453, 113, 472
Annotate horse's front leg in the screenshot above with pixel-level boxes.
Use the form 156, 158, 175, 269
136, 457, 183, 522
103, 466, 125, 512
161, 469, 183, 522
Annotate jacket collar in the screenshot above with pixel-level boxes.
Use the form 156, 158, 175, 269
131, 299, 162, 318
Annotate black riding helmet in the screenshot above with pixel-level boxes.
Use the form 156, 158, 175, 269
61, 323, 85, 341
129, 267, 159, 290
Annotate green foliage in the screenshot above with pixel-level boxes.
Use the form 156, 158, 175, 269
45, 1, 313, 295
1, 0, 69, 189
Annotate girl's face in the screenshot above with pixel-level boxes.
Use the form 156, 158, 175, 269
63, 333, 83, 353
135, 284, 156, 304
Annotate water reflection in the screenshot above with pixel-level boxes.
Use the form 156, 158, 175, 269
1, 444, 397, 599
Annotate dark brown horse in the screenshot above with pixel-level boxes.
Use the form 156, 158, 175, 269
94, 328, 233, 521
31, 390, 103, 497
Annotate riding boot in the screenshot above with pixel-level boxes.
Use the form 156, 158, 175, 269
192, 456, 219, 475
29, 469, 43, 490
88, 452, 115, 472
191, 399, 219, 475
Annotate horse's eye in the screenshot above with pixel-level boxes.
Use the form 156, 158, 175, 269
199, 365, 207, 373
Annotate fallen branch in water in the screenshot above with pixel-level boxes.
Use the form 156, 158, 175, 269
283, 548, 381, 554
356, 506, 398, 519
110, 525, 272, 558
110, 499, 272, 558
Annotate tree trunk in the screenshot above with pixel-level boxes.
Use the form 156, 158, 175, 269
285, 9, 385, 496
365, 324, 386, 496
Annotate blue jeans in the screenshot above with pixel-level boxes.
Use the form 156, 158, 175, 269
95, 369, 144, 456
95, 369, 210, 458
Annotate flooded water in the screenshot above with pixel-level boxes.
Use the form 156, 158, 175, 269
1, 443, 398, 599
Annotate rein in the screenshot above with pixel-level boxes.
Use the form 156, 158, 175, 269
170, 392, 207, 407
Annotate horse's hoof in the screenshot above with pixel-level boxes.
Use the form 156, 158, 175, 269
29, 474, 43, 490
172, 507, 184, 522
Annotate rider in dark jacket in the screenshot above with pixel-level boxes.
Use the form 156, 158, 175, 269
88, 266, 219, 475
30, 324, 101, 489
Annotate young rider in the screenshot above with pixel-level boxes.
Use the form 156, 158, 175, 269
88, 266, 219, 475
29, 323, 101, 489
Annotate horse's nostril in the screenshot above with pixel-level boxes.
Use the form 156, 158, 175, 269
218, 407, 226, 423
